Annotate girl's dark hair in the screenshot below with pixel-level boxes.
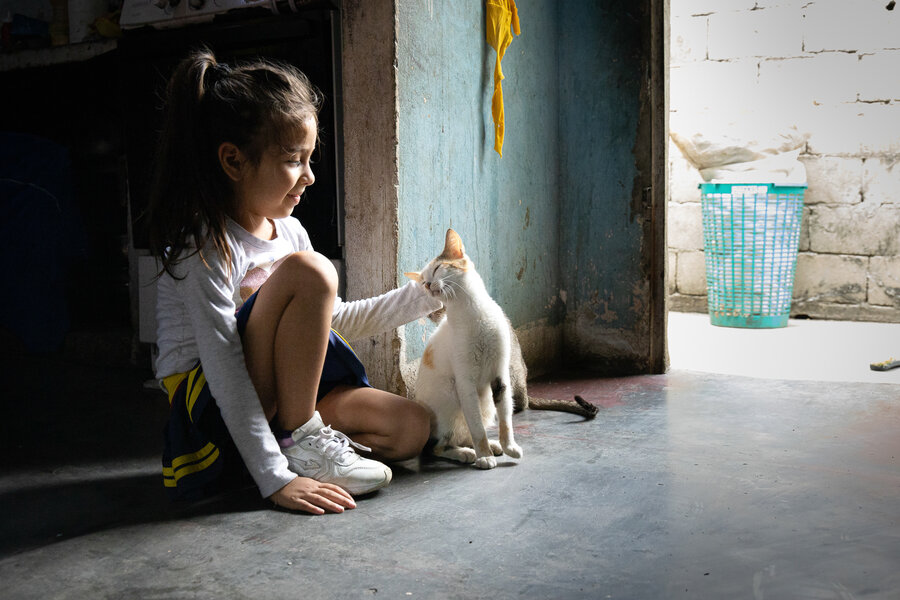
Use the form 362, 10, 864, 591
148, 47, 322, 277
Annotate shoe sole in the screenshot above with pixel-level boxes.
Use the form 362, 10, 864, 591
341, 468, 392, 496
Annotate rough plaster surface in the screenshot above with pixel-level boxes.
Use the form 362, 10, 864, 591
668, 0, 900, 323
341, 0, 405, 392
342, 0, 664, 388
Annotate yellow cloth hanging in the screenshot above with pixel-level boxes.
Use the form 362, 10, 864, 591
485, 0, 520, 157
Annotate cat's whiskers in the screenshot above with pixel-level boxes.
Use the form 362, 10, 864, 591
444, 279, 473, 302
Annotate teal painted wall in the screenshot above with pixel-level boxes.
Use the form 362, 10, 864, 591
396, 0, 561, 364
395, 0, 650, 371
558, 1, 650, 367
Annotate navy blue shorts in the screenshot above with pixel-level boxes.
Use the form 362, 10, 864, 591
161, 291, 371, 501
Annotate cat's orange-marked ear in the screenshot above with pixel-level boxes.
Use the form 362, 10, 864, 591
441, 228, 465, 260
404, 271, 423, 282
453, 258, 472, 272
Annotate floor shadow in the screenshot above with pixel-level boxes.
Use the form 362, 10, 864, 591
0, 344, 272, 558
0, 345, 170, 472
0, 472, 268, 558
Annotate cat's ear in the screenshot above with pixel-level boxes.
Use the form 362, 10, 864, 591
404, 271, 423, 283
441, 228, 465, 260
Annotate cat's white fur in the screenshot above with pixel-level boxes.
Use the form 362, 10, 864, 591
405, 229, 523, 469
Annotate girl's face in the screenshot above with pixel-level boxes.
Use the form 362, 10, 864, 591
232, 117, 317, 237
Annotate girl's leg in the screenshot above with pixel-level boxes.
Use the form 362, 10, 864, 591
317, 385, 431, 461
242, 251, 337, 430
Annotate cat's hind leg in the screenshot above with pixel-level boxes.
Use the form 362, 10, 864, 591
489, 440, 503, 456
429, 404, 478, 464
432, 441, 476, 464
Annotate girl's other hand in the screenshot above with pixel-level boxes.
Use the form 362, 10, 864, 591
270, 476, 356, 515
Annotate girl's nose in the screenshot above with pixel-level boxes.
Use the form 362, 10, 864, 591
301, 163, 315, 186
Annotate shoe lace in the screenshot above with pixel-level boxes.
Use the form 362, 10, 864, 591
313, 426, 372, 460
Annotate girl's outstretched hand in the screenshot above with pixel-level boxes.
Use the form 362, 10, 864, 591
270, 476, 356, 515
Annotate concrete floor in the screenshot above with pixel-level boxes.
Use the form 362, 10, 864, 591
1, 317, 899, 599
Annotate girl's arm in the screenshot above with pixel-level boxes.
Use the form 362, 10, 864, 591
171, 251, 296, 498
331, 280, 443, 342
279, 216, 441, 342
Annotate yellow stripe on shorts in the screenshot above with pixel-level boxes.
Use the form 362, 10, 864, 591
162, 442, 220, 487
186, 369, 207, 422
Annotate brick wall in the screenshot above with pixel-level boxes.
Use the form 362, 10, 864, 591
668, 0, 900, 322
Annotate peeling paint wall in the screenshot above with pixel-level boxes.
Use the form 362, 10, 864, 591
343, 0, 663, 391
395, 0, 563, 379
559, 1, 656, 372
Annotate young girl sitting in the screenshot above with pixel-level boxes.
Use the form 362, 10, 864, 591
148, 48, 441, 515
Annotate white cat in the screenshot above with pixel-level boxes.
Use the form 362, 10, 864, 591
405, 229, 523, 469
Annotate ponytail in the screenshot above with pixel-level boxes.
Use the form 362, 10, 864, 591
148, 47, 322, 278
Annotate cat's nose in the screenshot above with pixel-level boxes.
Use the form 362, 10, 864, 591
424, 282, 431, 290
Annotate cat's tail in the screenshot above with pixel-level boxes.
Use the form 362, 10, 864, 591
526, 395, 598, 419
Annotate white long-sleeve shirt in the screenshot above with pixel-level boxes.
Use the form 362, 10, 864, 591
155, 216, 441, 498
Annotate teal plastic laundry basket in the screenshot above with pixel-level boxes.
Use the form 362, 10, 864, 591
700, 183, 806, 328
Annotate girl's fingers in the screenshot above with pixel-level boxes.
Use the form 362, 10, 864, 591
295, 499, 326, 515
319, 483, 356, 506
270, 477, 357, 514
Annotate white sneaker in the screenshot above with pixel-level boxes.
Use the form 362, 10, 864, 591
281, 411, 392, 495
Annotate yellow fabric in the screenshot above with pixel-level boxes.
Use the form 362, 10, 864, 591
485, 0, 521, 157
186, 368, 207, 423
162, 372, 188, 405
161, 366, 206, 421
162, 442, 220, 487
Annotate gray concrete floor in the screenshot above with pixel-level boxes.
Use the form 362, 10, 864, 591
1, 317, 898, 599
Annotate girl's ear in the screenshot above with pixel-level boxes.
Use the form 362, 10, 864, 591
218, 142, 245, 182
404, 271, 423, 283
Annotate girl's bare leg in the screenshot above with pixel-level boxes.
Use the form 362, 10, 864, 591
317, 385, 431, 461
242, 251, 337, 430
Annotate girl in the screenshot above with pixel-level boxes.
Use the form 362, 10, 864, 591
148, 49, 441, 515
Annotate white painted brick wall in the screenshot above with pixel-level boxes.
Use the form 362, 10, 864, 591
758, 54, 859, 106
670, 60, 759, 114
793, 253, 867, 303
668, 0, 900, 323
672, 0, 758, 18
668, 251, 677, 294
856, 103, 900, 155
803, 104, 866, 156
668, 202, 704, 251
708, 7, 803, 60
808, 205, 900, 255
863, 158, 900, 205
858, 51, 900, 102
670, 15, 708, 63
869, 256, 900, 306
669, 141, 704, 203
676, 250, 707, 295
803, 0, 900, 53
797, 207, 810, 252
800, 156, 862, 205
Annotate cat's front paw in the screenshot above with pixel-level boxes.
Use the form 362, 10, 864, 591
474, 455, 497, 470
504, 442, 523, 459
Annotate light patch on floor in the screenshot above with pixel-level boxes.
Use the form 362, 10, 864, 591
668, 311, 900, 385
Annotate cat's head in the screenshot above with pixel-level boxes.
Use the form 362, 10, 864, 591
405, 228, 473, 302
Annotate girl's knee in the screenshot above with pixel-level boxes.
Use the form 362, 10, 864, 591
281, 251, 338, 296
